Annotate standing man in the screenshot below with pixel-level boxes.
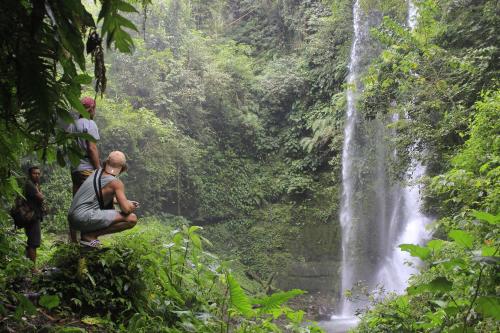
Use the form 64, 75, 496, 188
67, 96, 101, 242
24, 166, 45, 266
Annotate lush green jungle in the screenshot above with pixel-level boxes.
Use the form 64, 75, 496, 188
0, 0, 498, 332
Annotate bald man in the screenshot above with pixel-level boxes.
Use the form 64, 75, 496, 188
68, 151, 139, 247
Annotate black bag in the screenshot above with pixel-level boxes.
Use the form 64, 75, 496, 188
10, 196, 36, 228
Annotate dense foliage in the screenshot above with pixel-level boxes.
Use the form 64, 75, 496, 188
1, 0, 344, 331
0, 0, 150, 208
1, 0, 498, 331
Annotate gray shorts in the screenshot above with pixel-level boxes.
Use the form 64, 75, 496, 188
69, 209, 118, 233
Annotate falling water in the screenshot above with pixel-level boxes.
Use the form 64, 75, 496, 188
375, 0, 431, 293
327, 0, 430, 329
337, 0, 365, 317
408, 0, 418, 29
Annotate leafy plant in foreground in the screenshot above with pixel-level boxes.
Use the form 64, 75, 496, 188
356, 211, 499, 333
30, 220, 322, 332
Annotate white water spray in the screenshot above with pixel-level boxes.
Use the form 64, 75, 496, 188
334, 0, 430, 323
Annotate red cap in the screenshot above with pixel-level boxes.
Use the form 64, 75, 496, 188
81, 96, 96, 108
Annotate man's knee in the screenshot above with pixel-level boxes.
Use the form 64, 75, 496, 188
126, 213, 137, 228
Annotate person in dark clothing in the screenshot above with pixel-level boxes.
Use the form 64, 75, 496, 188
24, 166, 45, 266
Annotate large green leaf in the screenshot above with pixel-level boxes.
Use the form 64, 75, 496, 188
190, 233, 202, 249
98, 0, 139, 52
448, 230, 474, 249
68, 146, 85, 166
227, 274, 253, 317
75, 74, 93, 84
475, 296, 500, 320
115, 14, 138, 32
188, 225, 202, 234
427, 239, 445, 252
481, 245, 498, 257
471, 210, 500, 225
115, 0, 138, 13
38, 295, 60, 310
8, 176, 23, 196
399, 244, 431, 260
65, 88, 88, 118
436, 258, 466, 270
407, 277, 452, 295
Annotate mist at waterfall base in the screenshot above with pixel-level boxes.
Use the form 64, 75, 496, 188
320, 1, 430, 332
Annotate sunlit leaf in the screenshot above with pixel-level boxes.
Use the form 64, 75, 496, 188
82, 316, 107, 325
39, 294, 60, 310
448, 230, 474, 249
227, 274, 253, 317
427, 239, 445, 252
188, 225, 202, 234
400, 244, 431, 260
190, 234, 202, 249
471, 210, 500, 225
481, 245, 498, 257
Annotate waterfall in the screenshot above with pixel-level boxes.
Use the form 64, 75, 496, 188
337, 0, 385, 316
374, 0, 431, 293
408, 0, 418, 29
335, 0, 430, 319
338, 0, 365, 316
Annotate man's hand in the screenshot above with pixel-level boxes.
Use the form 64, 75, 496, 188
129, 200, 140, 209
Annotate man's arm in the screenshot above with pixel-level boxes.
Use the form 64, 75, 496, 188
34, 190, 44, 202
25, 182, 44, 202
112, 180, 136, 215
86, 120, 101, 169
86, 141, 100, 169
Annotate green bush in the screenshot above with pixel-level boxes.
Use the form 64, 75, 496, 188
32, 219, 322, 332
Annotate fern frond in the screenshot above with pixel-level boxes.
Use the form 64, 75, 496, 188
251, 289, 304, 314
227, 274, 254, 318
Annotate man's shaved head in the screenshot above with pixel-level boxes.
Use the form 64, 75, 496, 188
104, 151, 127, 176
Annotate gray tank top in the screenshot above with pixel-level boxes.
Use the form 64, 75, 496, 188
68, 169, 115, 219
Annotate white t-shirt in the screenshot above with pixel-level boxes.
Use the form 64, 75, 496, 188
67, 118, 100, 172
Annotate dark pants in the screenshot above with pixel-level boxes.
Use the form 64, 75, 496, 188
24, 218, 41, 249
71, 170, 93, 195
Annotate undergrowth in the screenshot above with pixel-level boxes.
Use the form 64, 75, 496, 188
1, 218, 323, 332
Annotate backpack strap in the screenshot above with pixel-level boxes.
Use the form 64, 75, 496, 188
93, 169, 105, 209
